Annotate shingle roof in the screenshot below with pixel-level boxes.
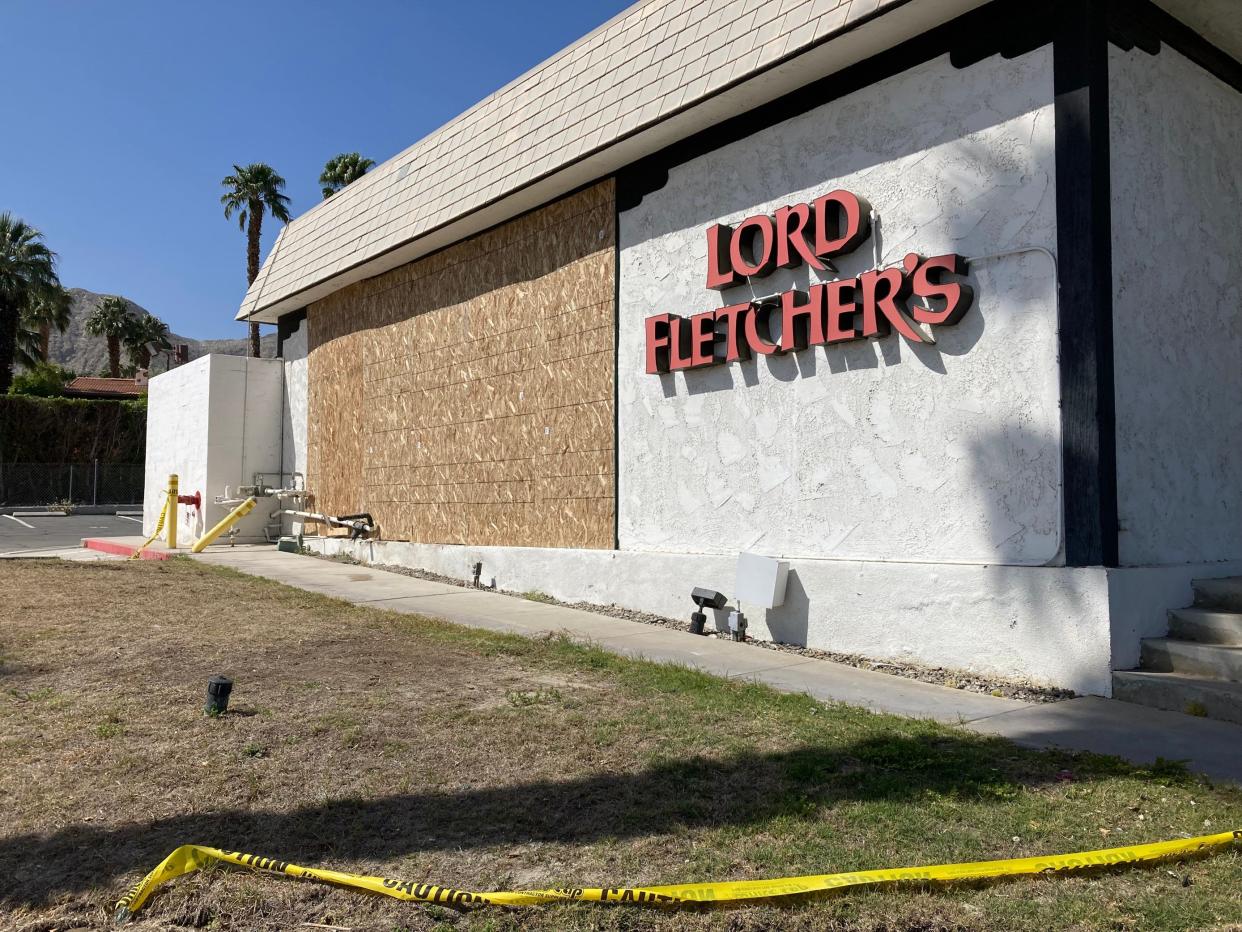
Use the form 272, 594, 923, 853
237, 0, 922, 321
65, 377, 145, 397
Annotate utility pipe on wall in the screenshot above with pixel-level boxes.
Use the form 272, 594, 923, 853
191, 497, 257, 553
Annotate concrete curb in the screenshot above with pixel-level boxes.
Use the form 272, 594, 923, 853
81, 537, 173, 561
0, 505, 141, 517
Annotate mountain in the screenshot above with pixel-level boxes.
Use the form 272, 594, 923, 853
39, 288, 277, 376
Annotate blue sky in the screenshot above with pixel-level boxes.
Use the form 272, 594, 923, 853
0, 0, 629, 339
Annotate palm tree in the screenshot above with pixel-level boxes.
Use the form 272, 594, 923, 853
0, 212, 60, 393
123, 311, 172, 371
220, 163, 291, 358
23, 285, 72, 362
319, 152, 375, 199
85, 295, 131, 378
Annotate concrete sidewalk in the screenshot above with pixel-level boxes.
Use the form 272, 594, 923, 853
102, 539, 1242, 784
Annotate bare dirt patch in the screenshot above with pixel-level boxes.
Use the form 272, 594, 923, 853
1, 559, 1239, 932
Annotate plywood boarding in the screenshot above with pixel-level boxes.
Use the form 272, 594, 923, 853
306, 180, 615, 549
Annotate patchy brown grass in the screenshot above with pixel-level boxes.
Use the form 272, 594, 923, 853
0, 558, 1240, 932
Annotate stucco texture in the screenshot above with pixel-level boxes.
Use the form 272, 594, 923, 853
305, 181, 616, 549
144, 355, 284, 543
1110, 45, 1242, 567
619, 48, 1061, 565
310, 536, 1114, 694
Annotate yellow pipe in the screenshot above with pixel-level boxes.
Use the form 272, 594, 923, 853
191, 497, 256, 553
167, 474, 179, 550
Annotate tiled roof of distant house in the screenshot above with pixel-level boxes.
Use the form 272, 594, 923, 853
64, 377, 146, 398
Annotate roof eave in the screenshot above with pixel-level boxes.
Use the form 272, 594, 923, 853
238, 0, 988, 324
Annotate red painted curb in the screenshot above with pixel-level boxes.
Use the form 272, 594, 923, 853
81, 538, 173, 561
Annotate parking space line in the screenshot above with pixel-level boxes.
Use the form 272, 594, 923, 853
115, 514, 143, 523
2, 514, 35, 529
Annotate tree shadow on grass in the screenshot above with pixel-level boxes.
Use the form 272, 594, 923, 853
0, 730, 1163, 910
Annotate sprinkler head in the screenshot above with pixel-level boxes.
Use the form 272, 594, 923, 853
206, 675, 233, 715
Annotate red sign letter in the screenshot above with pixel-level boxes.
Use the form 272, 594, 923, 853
910, 253, 973, 325
729, 215, 777, 279
644, 314, 672, 373
780, 285, 826, 352
812, 190, 871, 269
860, 268, 923, 343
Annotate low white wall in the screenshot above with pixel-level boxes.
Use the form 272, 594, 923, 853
144, 357, 211, 540
306, 537, 1113, 695
202, 356, 283, 541
144, 354, 284, 545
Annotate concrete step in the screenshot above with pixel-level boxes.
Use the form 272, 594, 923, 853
1139, 638, 1242, 680
1112, 671, 1242, 725
1169, 608, 1242, 645
1192, 576, 1242, 612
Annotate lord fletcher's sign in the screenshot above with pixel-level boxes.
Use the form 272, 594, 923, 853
644, 190, 973, 374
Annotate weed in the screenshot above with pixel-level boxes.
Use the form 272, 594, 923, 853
506, 688, 563, 707
8, 686, 59, 703
242, 742, 268, 758
522, 590, 556, 603
1185, 700, 1209, 717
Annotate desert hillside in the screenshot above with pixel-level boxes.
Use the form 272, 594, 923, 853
39, 288, 276, 376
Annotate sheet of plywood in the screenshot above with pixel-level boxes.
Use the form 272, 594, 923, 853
306, 180, 615, 548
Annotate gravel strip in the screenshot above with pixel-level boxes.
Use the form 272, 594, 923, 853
310, 550, 1074, 703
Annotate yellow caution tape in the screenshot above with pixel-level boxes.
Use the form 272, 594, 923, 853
115, 829, 1240, 923
129, 494, 168, 560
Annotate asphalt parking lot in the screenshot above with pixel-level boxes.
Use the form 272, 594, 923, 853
0, 513, 142, 557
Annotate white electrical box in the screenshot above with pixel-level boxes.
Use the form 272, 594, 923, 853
734, 551, 790, 609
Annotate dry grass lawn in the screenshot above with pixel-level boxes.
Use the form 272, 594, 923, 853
1, 558, 1240, 932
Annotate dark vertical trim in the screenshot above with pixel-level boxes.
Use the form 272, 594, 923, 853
612, 180, 622, 551
1054, 0, 1118, 567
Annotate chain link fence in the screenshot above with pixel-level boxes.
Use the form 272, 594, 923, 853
0, 462, 144, 507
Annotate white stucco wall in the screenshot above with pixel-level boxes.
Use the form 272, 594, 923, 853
618, 48, 1062, 566
205, 356, 284, 541
307, 536, 1114, 694
281, 321, 308, 484
144, 355, 284, 544
144, 356, 211, 541
1110, 44, 1242, 567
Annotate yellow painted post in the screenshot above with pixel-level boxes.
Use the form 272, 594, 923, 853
190, 498, 257, 553
167, 474, 179, 550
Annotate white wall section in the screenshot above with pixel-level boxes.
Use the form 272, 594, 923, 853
1110, 44, 1242, 567
144, 357, 211, 541
144, 355, 284, 544
281, 321, 308, 482
619, 48, 1061, 566
306, 536, 1114, 695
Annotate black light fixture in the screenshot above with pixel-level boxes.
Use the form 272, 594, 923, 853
689, 587, 727, 635
206, 675, 233, 715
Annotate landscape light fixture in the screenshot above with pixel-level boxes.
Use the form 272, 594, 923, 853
205, 675, 233, 715
689, 587, 727, 635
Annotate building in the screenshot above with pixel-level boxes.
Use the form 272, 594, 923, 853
64, 375, 147, 399
146, 0, 1242, 703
